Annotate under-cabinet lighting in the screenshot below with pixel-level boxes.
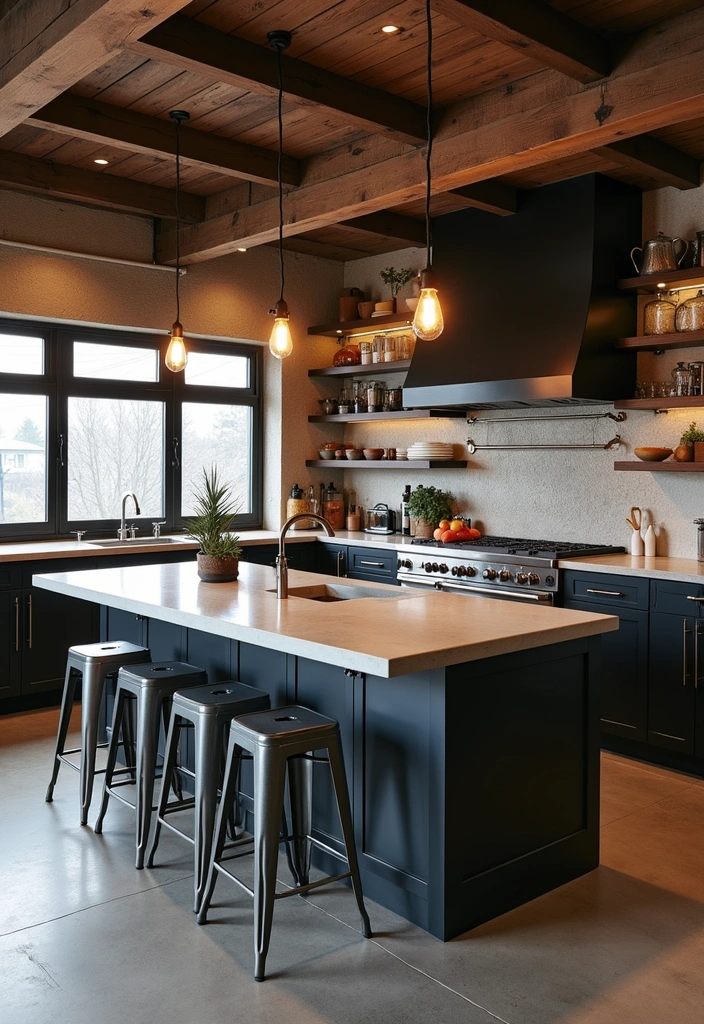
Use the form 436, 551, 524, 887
237, 247, 247, 252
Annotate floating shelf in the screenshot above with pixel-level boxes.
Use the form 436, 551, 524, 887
308, 315, 413, 338
614, 396, 704, 410
309, 409, 464, 423
614, 461, 704, 472
308, 360, 410, 378
616, 330, 704, 351
306, 460, 467, 470
617, 268, 704, 293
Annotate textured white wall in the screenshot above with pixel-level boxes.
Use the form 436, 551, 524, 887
0, 189, 343, 529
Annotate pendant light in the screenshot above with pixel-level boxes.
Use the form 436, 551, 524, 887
165, 109, 189, 372
267, 29, 294, 360
413, 0, 444, 342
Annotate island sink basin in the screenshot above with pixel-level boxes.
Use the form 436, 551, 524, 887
87, 537, 187, 547
269, 583, 405, 602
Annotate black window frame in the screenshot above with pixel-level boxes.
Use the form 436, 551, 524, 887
0, 317, 263, 540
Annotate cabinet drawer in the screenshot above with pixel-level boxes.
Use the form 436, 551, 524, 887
651, 579, 704, 616
349, 547, 396, 578
0, 564, 22, 591
562, 571, 648, 610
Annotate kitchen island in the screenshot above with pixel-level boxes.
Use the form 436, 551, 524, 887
34, 559, 617, 940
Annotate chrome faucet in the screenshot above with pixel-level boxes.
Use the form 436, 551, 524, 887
277, 512, 334, 598
118, 492, 140, 541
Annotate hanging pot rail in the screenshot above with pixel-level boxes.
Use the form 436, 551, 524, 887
467, 435, 622, 454
466, 411, 626, 424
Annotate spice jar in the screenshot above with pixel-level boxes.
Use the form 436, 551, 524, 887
643, 292, 676, 335
346, 504, 361, 532
322, 481, 345, 530
359, 341, 373, 364
286, 483, 310, 530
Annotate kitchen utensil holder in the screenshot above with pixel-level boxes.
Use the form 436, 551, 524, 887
466, 411, 625, 452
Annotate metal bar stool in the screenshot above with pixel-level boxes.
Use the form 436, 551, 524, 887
94, 661, 206, 867
45, 641, 150, 825
197, 705, 372, 982
146, 681, 270, 912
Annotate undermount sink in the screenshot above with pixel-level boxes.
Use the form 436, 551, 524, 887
269, 583, 405, 602
87, 536, 188, 547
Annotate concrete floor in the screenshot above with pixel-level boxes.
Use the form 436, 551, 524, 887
2, 709, 704, 1024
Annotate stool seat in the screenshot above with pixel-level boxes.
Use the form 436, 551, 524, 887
147, 681, 270, 911
46, 641, 150, 825
198, 704, 371, 981
94, 661, 207, 867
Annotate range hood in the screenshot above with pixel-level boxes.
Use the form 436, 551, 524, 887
403, 174, 641, 409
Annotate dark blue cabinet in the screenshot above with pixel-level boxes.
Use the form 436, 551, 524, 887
316, 542, 399, 585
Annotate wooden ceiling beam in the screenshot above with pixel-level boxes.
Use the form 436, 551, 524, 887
431, 0, 610, 83
0, 148, 204, 220
338, 212, 426, 246
156, 7, 704, 264
596, 136, 701, 190
130, 15, 427, 145
0, 0, 192, 137
448, 181, 519, 216
27, 94, 299, 188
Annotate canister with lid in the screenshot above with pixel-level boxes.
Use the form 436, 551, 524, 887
286, 483, 309, 529
643, 292, 676, 335
675, 289, 704, 332
322, 481, 345, 530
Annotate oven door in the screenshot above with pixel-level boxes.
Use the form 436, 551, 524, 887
399, 576, 555, 605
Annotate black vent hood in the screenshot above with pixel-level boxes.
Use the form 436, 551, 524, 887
403, 174, 641, 409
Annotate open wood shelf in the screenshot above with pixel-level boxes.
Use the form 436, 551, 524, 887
615, 396, 704, 410
308, 360, 410, 378
309, 409, 464, 422
306, 460, 467, 470
617, 268, 704, 293
616, 329, 704, 351
308, 315, 413, 337
615, 461, 704, 472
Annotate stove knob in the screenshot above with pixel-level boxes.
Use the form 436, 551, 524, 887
516, 572, 529, 585
424, 562, 433, 573
465, 566, 477, 577
483, 568, 497, 581
499, 569, 512, 582
457, 566, 467, 577
545, 575, 555, 586
439, 564, 449, 573
451, 565, 459, 576
431, 562, 439, 572
398, 558, 413, 570
529, 573, 541, 586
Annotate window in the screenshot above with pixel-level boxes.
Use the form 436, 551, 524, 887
0, 320, 262, 539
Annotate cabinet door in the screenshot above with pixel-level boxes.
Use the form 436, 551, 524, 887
563, 599, 648, 741
648, 611, 695, 754
239, 544, 277, 566
21, 585, 98, 695
0, 590, 22, 699
316, 543, 347, 577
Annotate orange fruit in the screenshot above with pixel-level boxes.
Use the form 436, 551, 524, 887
467, 528, 481, 540
449, 519, 464, 532
438, 519, 451, 532
441, 529, 457, 543
433, 527, 444, 540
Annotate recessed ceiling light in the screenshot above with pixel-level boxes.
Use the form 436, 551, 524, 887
381, 24, 401, 34
94, 158, 109, 165
237, 247, 247, 252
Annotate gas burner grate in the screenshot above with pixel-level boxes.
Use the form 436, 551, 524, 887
411, 536, 625, 558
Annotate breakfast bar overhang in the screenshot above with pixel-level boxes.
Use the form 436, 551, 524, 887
33, 559, 617, 940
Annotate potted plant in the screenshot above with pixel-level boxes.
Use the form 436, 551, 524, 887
675, 421, 704, 462
406, 485, 454, 539
379, 266, 415, 312
186, 466, 243, 582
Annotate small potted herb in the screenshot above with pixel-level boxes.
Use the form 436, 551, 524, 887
379, 267, 415, 312
406, 485, 454, 539
676, 421, 704, 462
186, 466, 242, 582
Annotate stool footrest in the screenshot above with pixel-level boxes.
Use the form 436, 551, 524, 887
277, 870, 352, 901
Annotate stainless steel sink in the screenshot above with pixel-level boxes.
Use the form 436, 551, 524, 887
87, 537, 189, 547
268, 583, 405, 602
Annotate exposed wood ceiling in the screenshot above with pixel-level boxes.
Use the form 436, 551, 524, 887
2, 0, 704, 262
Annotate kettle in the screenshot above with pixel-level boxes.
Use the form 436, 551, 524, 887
631, 231, 688, 275
364, 503, 397, 534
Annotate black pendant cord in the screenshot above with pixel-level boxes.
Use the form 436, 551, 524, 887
276, 43, 285, 304
174, 116, 181, 323
425, 0, 433, 272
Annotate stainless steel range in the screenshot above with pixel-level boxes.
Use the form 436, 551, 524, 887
397, 537, 625, 604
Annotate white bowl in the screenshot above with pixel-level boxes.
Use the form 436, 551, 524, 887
405, 297, 419, 312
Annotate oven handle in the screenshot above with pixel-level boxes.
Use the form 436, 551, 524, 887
400, 578, 553, 602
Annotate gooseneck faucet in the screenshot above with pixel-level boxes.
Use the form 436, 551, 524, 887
277, 512, 334, 598
118, 492, 141, 541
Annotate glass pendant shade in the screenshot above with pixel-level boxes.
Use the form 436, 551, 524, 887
412, 269, 444, 341
165, 320, 188, 371
268, 300, 293, 359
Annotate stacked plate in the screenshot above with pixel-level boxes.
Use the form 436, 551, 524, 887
407, 441, 454, 461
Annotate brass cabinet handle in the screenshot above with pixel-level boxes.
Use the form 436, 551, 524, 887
683, 619, 692, 686
686, 595, 704, 602
27, 594, 33, 649
14, 596, 19, 652
586, 588, 624, 597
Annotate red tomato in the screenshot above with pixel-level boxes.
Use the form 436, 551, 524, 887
441, 530, 457, 543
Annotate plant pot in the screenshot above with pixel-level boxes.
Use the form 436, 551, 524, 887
410, 517, 435, 539
694, 441, 704, 463
197, 553, 239, 583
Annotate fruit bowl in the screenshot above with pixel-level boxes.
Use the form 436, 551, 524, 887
634, 447, 673, 462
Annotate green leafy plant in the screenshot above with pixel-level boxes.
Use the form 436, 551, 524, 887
186, 466, 242, 558
406, 485, 454, 526
680, 421, 704, 444
379, 266, 415, 299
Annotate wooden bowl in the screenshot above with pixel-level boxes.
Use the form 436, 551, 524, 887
363, 448, 384, 460
345, 449, 365, 460
634, 446, 673, 462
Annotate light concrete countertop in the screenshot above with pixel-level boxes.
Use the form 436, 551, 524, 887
559, 553, 704, 584
32, 560, 617, 679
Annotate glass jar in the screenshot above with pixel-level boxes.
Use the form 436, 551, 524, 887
359, 341, 373, 364
351, 379, 367, 413
690, 361, 704, 396
643, 292, 676, 335
672, 361, 693, 396
372, 335, 385, 363
676, 289, 704, 332
367, 380, 386, 412
383, 336, 396, 362
384, 387, 402, 411
395, 333, 415, 360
